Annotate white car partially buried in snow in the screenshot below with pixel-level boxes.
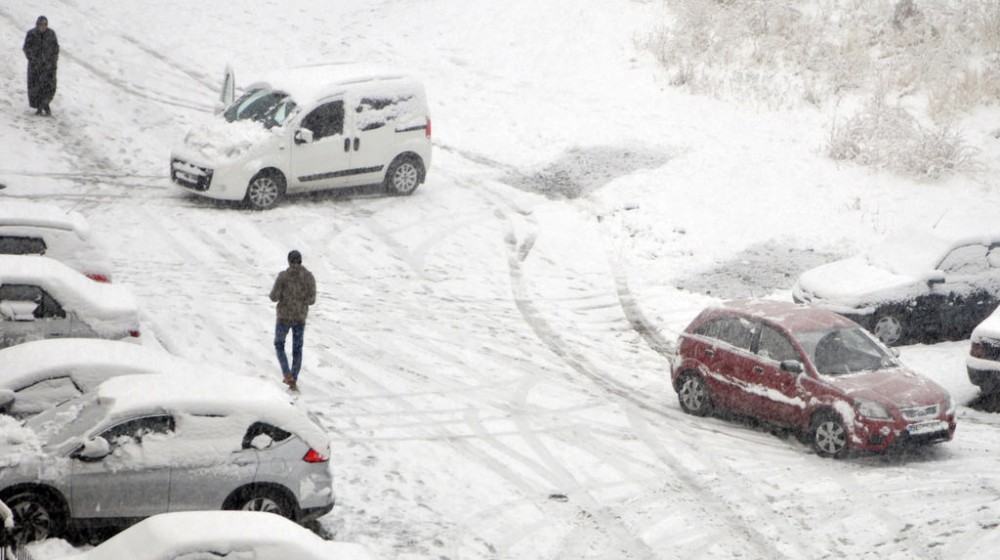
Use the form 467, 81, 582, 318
793, 230, 1000, 345
0, 255, 140, 349
0, 371, 335, 545
0, 338, 184, 418
0, 201, 114, 283
968, 306, 1000, 394
50, 511, 373, 560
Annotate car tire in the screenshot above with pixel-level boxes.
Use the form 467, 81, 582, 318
4, 490, 67, 544
872, 312, 905, 346
811, 412, 848, 458
677, 372, 713, 417
226, 486, 297, 521
245, 171, 286, 210
384, 156, 422, 196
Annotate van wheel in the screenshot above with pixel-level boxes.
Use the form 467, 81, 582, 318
245, 171, 286, 210
384, 157, 422, 196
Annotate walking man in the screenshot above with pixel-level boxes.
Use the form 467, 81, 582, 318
270, 250, 316, 391
23, 16, 59, 116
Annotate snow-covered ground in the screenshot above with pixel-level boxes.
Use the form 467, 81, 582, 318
2, 1, 1000, 558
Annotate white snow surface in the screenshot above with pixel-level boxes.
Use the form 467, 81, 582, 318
0, 0, 999, 559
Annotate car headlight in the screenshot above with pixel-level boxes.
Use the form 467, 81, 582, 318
224, 142, 251, 159
856, 399, 891, 420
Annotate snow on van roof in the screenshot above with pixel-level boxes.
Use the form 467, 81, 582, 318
0, 255, 137, 335
96, 371, 329, 451
249, 63, 422, 107
61, 511, 374, 560
0, 338, 178, 391
0, 200, 91, 238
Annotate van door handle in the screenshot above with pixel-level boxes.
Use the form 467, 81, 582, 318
344, 138, 350, 152
353, 138, 360, 151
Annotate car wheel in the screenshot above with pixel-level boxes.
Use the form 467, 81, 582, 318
227, 486, 296, 520
677, 372, 712, 416
245, 171, 286, 210
4, 490, 66, 544
811, 412, 848, 458
384, 156, 422, 196
872, 313, 904, 346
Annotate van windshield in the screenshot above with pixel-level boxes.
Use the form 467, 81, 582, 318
223, 88, 297, 129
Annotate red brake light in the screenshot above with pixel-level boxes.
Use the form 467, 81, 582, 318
303, 448, 328, 463
425, 117, 432, 139
87, 274, 111, 283
971, 341, 985, 359
129, 330, 141, 338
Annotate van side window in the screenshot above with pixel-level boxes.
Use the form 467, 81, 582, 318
356, 96, 414, 131
301, 101, 345, 141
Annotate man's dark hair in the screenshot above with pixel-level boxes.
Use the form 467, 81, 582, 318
288, 250, 302, 264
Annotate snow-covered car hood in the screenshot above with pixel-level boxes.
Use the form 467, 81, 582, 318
821, 367, 949, 409
793, 256, 917, 312
176, 116, 276, 165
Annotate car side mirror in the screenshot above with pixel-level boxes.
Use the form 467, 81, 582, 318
779, 360, 805, 374
294, 128, 314, 145
76, 437, 111, 461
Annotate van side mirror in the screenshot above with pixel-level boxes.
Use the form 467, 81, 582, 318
75, 437, 111, 461
294, 128, 314, 145
780, 360, 805, 374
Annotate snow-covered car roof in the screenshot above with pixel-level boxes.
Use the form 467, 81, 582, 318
0, 338, 179, 399
249, 62, 420, 108
0, 201, 113, 281
715, 299, 857, 333
53, 511, 374, 560
94, 371, 329, 451
0, 255, 137, 334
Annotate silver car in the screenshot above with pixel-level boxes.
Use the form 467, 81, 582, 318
0, 371, 335, 544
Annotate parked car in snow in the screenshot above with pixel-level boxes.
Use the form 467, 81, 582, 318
0, 256, 140, 349
0, 338, 185, 418
170, 63, 432, 209
968, 306, 1000, 394
792, 230, 1000, 345
672, 300, 956, 458
0, 371, 334, 544
0, 201, 114, 282
50, 511, 374, 560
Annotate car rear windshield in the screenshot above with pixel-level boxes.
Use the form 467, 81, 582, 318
0, 236, 46, 255
223, 88, 296, 129
797, 327, 896, 376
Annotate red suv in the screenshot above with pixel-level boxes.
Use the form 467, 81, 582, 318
671, 300, 956, 458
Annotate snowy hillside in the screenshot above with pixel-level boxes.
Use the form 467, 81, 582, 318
2, 0, 1000, 558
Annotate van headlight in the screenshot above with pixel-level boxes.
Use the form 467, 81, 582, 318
224, 142, 251, 159
856, 399, 891, 420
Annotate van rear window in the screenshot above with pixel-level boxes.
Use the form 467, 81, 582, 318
0, 236, 46, 255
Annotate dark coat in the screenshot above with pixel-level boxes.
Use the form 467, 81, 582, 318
23, 26, 59, 109
270, 264, 316, 324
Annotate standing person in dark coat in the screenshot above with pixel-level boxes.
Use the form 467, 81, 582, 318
269, 250, 317, 392
23, 15, 59, 116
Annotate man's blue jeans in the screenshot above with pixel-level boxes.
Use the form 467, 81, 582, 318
274, 322, 305, 380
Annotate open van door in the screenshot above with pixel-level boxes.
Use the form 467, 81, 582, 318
216, 65, 235, 114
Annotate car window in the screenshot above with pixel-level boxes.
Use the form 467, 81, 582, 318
695, 316, 755, 351
11, 377, 83, 416
355, 95, 416, 132
0, 236, 46, 255
938, 244, 989, 275
756, 325, 800, 363
301, 100, 345, 140
99, 415, 175, 447
805, 327, 895, 375
241, 421, 292, 450
224, 88, 291, 127
0, 284, 66, 319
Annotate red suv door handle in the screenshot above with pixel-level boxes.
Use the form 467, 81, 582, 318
753, 366, 764, 374
704, 349, 715, 357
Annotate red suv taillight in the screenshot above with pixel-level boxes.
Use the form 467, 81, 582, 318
425, 117, 432, 139
87, 273, 111, 283
971, 341, 985, 359
303, 448, 328, 463
129, 330, 141, 338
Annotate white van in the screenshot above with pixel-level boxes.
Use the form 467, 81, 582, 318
170, 64, 432, 209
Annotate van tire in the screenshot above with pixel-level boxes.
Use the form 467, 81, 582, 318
245, 171, 286, 210
384, 156, 423, 196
